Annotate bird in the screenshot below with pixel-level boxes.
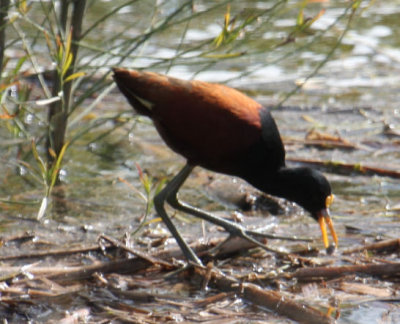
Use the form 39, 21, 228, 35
113, 68, 338, 265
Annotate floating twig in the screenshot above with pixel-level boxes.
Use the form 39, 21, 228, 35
0, 244, 115, 261
196, 267, 334, 324
99, 234, 173, 268
343, 238, 400, 255
287, 157, 400, 179
338, 282, 392, 298
289, 262, 400, 280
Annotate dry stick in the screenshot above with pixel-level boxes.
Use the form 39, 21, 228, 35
63, 237, 260, 281
107, 288, 158, 303
0, 236, 322, 283
198, 267, 334, 324
0, 244, 116, 261
0, 238, 258, 282
289, 262, 400, 280
98, 234, 173, 268
46, 253, 169, 282
194, 291, 234, 307
0, 243, 195, 282
48, 258, 152, 281
343, 238, 400, 255
1, 232, 35, 245
0, 231, 259, 262
338, 282, 393, 298
0, 259, 149, 282
285, 139, 358, 150
287, 157, 400, 179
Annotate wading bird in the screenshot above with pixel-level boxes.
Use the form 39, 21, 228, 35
113, 68, 337, 265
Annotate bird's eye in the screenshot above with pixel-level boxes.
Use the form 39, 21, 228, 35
325, 194, 334, 207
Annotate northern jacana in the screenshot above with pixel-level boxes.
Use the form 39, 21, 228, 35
113, 68, 338, 265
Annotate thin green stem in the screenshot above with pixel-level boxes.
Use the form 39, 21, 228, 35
0, 0, 10, 80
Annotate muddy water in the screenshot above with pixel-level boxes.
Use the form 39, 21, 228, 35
1, 0, 400, 323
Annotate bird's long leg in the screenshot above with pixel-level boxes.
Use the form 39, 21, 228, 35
153, 164, 203, 266
165, 167, 286, 254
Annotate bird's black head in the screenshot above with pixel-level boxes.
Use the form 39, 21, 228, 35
253, 167, 331, 217
249, 167, 337, 249
284, 167, 332, 219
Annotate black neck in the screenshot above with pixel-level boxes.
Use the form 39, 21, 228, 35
243, 166, 330, 217
246, 167, 300, 202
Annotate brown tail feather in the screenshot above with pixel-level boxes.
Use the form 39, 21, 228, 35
112, 68, 153, 117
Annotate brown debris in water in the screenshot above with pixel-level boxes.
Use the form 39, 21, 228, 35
1, 232, 400, 323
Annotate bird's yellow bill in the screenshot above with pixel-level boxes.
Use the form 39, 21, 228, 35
318, 210, 338, 249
